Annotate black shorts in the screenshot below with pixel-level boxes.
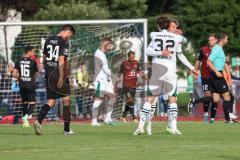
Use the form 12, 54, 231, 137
46, 75, 70, 99
201, 78, 213, 92
20, 87, 36, 102
123, 87, 136, 101
210, 73, 229, 94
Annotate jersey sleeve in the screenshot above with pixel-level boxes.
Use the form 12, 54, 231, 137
177, 53, 194, 70
146, 32, 159, 56
146, 41, 163, 56
176, 36, 183, 54
59, 39, 70, 57
208, 46, 218, 62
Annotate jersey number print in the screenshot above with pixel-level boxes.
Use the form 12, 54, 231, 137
46, 45, 59, 61
154, 39, 175, 52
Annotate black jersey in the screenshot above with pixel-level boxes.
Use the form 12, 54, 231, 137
14, 57, 38, 88
43, 36, 70, 77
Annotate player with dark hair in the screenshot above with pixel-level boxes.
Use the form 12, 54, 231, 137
13, 46, 38, 127
207, 32, 233, 123
189, 34, 218, 123
120, 51, 141, 122
33, 24, 75, 135
134, 17, 197, 135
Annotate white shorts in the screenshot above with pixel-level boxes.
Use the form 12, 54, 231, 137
94, 80, 114, 97
148, 64, 177, 97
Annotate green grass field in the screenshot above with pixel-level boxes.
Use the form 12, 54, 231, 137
0, 122, 240, 160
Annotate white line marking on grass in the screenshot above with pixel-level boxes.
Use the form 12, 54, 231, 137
0, 146, 132, 153
1, 144, 239, 153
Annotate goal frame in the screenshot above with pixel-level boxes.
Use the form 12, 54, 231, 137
0, 19, 148, 63
0, 19, 148, 118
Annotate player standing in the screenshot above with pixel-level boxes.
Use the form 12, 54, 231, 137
91, 38, 116, 126
33, 25, 75, 135
134, 17, 197, 135
120, 51, 140, 122
13, 46, 38, 127
207, 33, 233, 123
191, 34, 218, 123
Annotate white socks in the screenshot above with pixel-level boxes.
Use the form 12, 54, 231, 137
104, 98, 116, 122
168, 103, 178, 130
92, 99, 102, 123
138, 102, 151, 129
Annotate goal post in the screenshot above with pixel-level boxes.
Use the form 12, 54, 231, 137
0, 19, 148, 120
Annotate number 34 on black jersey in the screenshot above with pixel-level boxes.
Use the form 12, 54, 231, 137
43, 36, 69, 76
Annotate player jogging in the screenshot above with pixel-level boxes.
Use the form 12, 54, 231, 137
13, 46, 38, 127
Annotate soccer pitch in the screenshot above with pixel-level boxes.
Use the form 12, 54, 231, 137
0, 122, 239, 160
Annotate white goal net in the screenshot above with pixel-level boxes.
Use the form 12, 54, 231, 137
0, 20, 147, 122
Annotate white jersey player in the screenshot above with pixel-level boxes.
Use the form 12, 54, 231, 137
91, 38, 116, 126
93, 48, 114, 96
134, 17, 197, 135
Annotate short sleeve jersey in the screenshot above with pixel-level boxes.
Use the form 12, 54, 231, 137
120, 60, 140, 88
208, 44, 225, 71
14, 57, 38, 88
43, 36, 70, 77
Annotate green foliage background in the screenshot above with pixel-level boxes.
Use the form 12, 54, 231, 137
1, 0, 239, 70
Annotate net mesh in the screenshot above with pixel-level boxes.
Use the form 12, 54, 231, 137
0, 22, 145, 120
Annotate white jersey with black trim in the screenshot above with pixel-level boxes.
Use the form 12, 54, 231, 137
147, 29, 185, 73
93, 48, 112, 83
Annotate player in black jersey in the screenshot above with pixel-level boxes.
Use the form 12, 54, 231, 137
13, 46, 38, 127
33, 24, 75, 135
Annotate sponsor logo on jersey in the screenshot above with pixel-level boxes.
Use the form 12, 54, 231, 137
156, 55, 173, 60
47, 61, 58, 67
49, 40, 58, 44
